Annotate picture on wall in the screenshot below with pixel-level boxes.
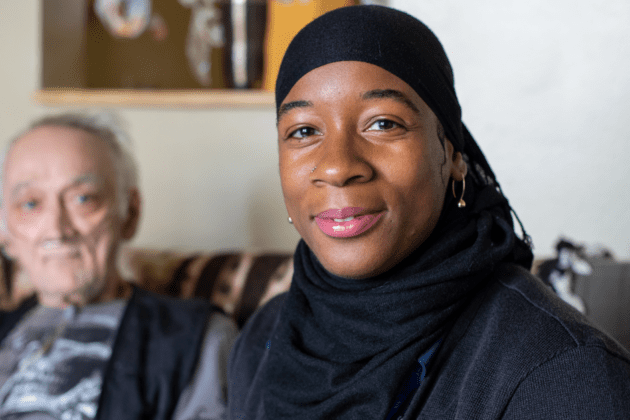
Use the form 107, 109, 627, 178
42, 0, 385, 92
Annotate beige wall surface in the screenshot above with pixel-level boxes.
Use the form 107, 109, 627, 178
1, 1, 629, 258
394, 0, 630, 258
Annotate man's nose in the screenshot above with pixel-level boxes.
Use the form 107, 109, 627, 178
310, 128, 374, 187
46, 199, 78, 240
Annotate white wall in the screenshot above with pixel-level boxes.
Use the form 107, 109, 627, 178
392, 0, 630, 258
1, 0, 628, 258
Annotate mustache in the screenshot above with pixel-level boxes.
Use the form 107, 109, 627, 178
38, 215, 114, 253
40, 238, 86, 254
40, 246, 81, 259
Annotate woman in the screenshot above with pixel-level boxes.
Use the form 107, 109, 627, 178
228, 5, 630, 419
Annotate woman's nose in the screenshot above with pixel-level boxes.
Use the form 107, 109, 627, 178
310, 128, 374, 187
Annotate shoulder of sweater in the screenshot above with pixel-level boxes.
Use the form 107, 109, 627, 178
232, 292, 288, 358
500, 344, 630, 419
412, 263, 630, 419
433, 261, 630, 383
227, 293, 287, 415
476, 262, 630, 362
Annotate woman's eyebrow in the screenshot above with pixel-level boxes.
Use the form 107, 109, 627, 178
277, 100, 313, 122
362, 89, 420, 114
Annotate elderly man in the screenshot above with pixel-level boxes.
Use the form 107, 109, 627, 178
0, 113, 236, 420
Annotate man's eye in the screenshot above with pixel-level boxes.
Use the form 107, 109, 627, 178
76, 194, 94, 204
367, 119, 401, 131
289, 127, 319, 139
20, 200, 39, 211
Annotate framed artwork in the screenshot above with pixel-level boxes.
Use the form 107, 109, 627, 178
38, 0, 385, 107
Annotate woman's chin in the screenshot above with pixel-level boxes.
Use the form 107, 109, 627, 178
311, 235, 424, 280
315, 250, 394, 280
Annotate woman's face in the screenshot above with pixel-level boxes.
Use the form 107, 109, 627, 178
278, 61, 465, 279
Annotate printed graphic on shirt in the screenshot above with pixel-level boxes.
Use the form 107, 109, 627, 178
0, 308, 121, 419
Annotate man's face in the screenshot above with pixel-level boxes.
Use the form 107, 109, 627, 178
2, 125, 133, 307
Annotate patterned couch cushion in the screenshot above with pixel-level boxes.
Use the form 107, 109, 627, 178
0, 248, 294, 329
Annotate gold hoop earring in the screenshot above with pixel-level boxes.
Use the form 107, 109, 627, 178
452, 178, 466, 208
288, 217, 293, 224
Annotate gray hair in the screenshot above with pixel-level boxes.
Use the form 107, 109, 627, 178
0, 112, 139, 218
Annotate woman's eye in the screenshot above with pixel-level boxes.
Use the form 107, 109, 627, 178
289, 127, 320, 139
367, 119, 401, 131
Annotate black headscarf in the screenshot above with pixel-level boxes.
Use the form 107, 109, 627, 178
261, 5, 534, 419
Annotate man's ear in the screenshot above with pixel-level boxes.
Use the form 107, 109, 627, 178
121, 188, 141, 240
451, 151, 468, 182
0, 209, 15, 258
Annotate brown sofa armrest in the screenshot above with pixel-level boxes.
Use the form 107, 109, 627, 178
125, 248, 294, 328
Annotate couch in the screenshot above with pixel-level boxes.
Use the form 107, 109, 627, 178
1, 248, 628, 350
0, 248, 293, 329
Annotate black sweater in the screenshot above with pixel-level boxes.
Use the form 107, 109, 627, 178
228, 263, 630, 419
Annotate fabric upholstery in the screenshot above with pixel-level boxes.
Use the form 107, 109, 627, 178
0, 248, 293, 329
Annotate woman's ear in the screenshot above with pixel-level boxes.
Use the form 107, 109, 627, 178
451, 151, 468, 181
121, 188, 141, 240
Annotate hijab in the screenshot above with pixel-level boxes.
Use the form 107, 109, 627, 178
260, 5, 534, 419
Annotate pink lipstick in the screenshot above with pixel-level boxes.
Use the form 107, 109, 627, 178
315, 207, 383, 238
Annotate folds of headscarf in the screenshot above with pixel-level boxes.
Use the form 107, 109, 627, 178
261, 5, 534, 419
276, 5, 462, 151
